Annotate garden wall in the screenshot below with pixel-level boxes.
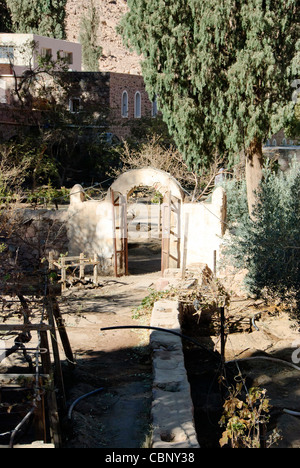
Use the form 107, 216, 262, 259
66, 176, 227, 275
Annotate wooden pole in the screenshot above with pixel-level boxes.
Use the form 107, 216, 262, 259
213, 250, 217, 276
45, 297, 66, 413
40, 323, 62, 447
61, 257, 66, 292
111, 189, 118, 277
79, 253, 85, 279
93, 253, 98, 285
181, 213, 189, 279
220, 306, 226, 367
51, 296, 75, 370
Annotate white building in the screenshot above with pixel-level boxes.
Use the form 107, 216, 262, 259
0, 33, 82, 104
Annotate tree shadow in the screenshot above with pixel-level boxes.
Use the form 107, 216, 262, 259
128, 241, 162, 275
62, 343, 153, 448
232, 347, 300, 448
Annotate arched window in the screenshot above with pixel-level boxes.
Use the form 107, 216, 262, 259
122, 91, 128, 118
134, 91, 141, 118
272, 138, 277, 146
152, 95, 158, 117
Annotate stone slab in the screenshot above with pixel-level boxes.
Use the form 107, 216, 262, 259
150, 300, 200, 448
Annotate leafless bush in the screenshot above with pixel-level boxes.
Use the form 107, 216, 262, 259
112, 136, 226, 201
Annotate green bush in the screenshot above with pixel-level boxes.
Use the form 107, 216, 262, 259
223, 160, 300, 315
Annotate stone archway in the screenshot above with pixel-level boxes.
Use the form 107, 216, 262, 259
107, 167, 185, 276
106, 167, 186, 203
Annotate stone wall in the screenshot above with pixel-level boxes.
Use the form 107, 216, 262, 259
0, 104, 41, 140
150, 300, 200, 448
3, 207, 68, 271
109, 72, 153, 139
0, 71, 153, 140
181, 188, 227, 272
67, 185, 115, 273
0, 178, 226, 278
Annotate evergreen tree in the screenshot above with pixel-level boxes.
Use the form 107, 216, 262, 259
223, 161, 300, 315
79, 0, 102, 71
0, 0, 12, 32
121, 0, 300, 215
6, 0, 67, 39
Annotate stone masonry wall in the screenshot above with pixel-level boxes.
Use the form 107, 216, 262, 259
2, 208, 68, 272
109, 72, 154, 138
0, 71, 153, 140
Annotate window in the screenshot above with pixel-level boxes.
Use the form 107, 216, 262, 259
58, 50, 73, 65
41, 47, 52, 59
0, 46, 14, 61
134, 91, 141, 118
122, 91, 128, 118
152, 99, 158, 117
151, 94, 158, 117
65, 52, 73, 65
69, 97, 81, 113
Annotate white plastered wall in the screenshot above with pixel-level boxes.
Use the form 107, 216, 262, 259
66, 178, 227, 276
180, 187, 227, 272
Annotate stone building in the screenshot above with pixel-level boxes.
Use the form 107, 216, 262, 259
0, 33, 156, 141
55, 70, 156, 140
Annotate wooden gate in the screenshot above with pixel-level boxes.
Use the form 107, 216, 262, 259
111, 189, 128, 277
161, 192, 181, 275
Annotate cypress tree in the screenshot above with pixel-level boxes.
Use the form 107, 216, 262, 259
79, 0, 102, 71
121, 0, 300, 215
0, 0, 12, 32
6, 0, 67, 39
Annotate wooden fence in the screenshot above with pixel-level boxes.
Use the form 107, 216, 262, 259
48, 252, 99, 292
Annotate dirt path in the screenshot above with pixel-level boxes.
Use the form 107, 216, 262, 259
53, 262, 300, 449
60, 271, 161, 448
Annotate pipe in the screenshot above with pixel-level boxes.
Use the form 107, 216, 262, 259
100, 325, 219, 357
68, 388, 104, 420
226, 356, 300, 372
252, 312, 261, 331
283, 409, 300, 417
9, 406, 35, 448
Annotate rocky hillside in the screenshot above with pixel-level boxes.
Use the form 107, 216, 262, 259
65, 0, 142, 74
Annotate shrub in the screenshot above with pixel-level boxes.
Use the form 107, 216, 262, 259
223, 160, 300, 315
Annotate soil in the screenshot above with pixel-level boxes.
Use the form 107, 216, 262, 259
60, 259, 300, 449
2, 242, 300, 448
60, 243, 162, 448
180, 298, 300, 449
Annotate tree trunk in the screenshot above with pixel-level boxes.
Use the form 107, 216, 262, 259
245, 137, 264, 217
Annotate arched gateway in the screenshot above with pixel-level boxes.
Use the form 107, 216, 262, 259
106, 167, 185, 277
68, 168, 226, 278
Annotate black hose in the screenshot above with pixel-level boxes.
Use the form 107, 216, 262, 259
100, 325, 220, 361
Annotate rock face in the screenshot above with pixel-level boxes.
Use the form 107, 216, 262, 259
65, 0, 142, 74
